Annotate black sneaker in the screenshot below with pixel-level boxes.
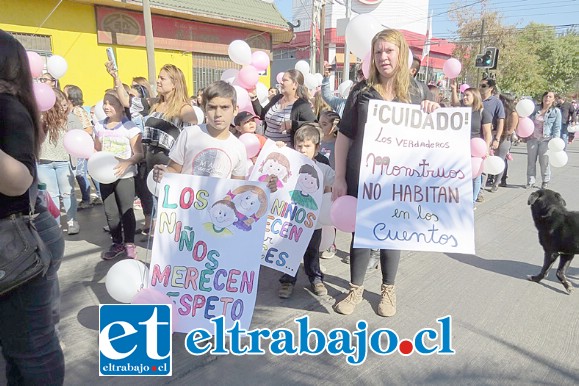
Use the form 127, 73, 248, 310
476, 192, 485, 202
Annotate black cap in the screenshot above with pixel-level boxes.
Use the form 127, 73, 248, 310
234, 111, 258, 126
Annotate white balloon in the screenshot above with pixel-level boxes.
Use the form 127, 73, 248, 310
295, 60, 310, 76
105, 259, 149, 303
146, 169, 160, 196
338, 80, 353, 98
192, 105, 204, 124
47, 55, 68, 79
314, 73, 324, 87
87, 152, 119, 184
318, 192, 333, 226
516, 99, 535, 118
345, 14, 384, 59
304, 73, 318, 90
228, 40, 252, 66
549, 150, 568, 168
94, 100, 107, 121
255, 82, 269, 105
548, 137, 565, 152
483, 155, 505, 175
220, 68, 239, 84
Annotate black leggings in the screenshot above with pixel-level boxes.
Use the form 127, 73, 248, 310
349, 234, 401, 286
101, 177, 136, 244
280, 228, 323, 284
134, 161, 154, 217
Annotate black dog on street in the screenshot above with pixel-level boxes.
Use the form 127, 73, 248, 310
527, 189, 578, 293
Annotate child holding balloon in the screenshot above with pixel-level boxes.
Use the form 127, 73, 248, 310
93, 90, 143, 260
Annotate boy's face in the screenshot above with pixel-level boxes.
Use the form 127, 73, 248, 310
237, 118, 257, 135
294, 138, 318, 160
206, 96, 237, 133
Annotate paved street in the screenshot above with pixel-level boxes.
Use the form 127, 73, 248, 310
3, 141, 579, 385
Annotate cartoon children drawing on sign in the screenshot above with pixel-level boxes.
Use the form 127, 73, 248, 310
204, 200, 237, 237
289, 164, 320, 210
225, 185, 268, 231
258, 152, 291, 189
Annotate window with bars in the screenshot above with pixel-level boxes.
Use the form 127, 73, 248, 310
8, 31, 52, 54
192, 53, 240, 94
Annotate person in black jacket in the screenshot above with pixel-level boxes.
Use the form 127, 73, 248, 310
250, 69, 316, 146
0, 29, 64, 385
332, 28, 439, 318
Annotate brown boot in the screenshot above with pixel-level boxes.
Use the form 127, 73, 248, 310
377, 284, 396, 317
334, 283, 364, 315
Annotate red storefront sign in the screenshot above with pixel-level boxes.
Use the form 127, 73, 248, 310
95, 6, 271, 54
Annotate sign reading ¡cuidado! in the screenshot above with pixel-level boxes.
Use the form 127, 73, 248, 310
353, 100, 475, 254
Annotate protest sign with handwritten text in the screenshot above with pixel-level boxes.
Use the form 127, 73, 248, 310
248, 141, 323, 275
149, 174, 269, 332
353, 100, 474, 254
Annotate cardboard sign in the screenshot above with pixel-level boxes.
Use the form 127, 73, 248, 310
249, 141, 323, 275
353, 100, 475, 254
149, 174, 269, 332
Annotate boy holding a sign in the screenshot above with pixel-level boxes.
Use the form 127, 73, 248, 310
152, 81, 278, 187
278, 123, 335, 298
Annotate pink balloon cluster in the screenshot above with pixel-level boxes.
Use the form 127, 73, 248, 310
470, 138, 487, 178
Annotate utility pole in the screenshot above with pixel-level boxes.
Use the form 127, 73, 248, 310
476, 17, 485, 83
143, 0, 156, 92
343, 0, 351, 81
319, 0, 326, 73
310, 0, 318, 73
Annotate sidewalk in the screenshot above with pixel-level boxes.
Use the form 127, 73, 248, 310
4, 142, 579, 385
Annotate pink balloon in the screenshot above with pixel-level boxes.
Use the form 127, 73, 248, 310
459, 83, 470, 93
330, 195, 357, 233
237, 65, 259, 90
516, 117, 534, 138
471, 157, 484, 178
33, 83, 56, 112
239, 133, 261, 159
470, 138, 487, 158
443, 58, 462, 79
251, 51, 270, 72
276, 72, 284, 84
63, 129, 94, 159
27, 51, 44, 78
362, 51, 371, 79
131, 288, 178, 333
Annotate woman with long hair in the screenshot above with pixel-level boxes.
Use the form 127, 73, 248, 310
494, 93, 519, 189
38, 88, 80, 233
332, 29, 438, 318
250, 69, 316, 146
527, 91, 561, 189
143, 64, 196, 172
0, 29, 64, 384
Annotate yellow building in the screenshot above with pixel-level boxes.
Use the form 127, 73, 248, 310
0, 0, 291, 105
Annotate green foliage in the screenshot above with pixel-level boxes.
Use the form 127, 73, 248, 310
448, 2, 579, 98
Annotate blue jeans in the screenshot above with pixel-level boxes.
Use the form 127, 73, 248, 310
75, 158, 101, 202
561, 123, 569, 150
0, 209, 65, 385
473, 175, 482, 203
38, 161, 77, 222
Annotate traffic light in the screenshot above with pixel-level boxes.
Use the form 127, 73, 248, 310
475, 47, 499, 69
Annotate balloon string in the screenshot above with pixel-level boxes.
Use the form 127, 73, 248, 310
35, 0, 64, 33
